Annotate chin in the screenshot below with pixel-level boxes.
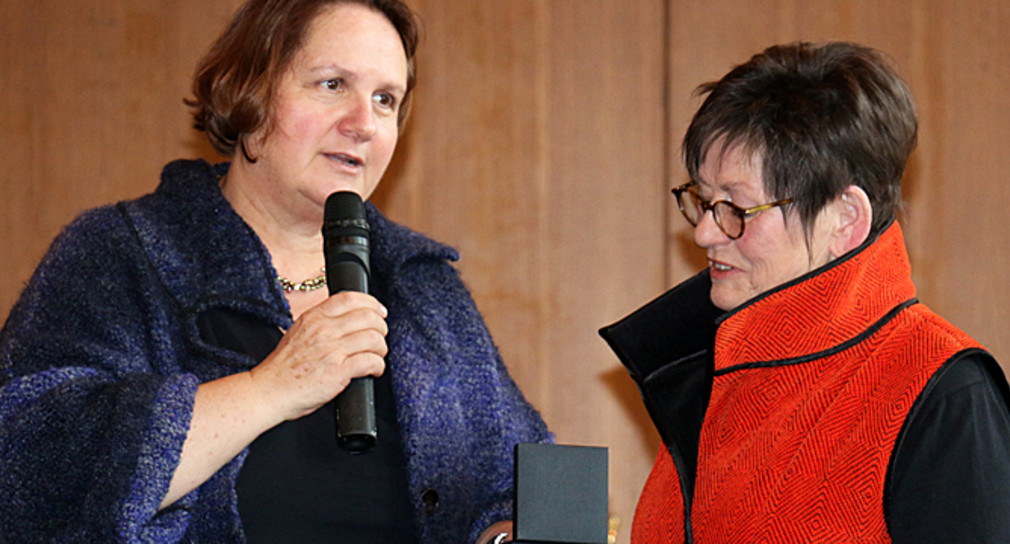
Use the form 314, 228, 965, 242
709, 289, 742, 312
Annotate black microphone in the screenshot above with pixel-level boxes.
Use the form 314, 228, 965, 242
323, 191, 376, 454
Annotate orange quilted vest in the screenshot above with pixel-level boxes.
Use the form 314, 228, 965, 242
631, 224, 982, 543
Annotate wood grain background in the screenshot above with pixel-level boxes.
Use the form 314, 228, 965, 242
3, 1, 1007, 541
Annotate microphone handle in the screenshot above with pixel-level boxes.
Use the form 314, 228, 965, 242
336, 378, 376, 453
327, 257, 377, 454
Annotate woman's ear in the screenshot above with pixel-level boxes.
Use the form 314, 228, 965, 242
828, 185, 872, 258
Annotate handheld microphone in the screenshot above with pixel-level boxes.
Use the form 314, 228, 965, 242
323, 191, 376, 454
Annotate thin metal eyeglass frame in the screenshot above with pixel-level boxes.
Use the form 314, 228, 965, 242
671, 181, 794, 240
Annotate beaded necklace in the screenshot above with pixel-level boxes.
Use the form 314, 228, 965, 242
278, 267, 327, 293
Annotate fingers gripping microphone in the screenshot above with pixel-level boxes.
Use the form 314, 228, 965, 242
323, 192, 376, 454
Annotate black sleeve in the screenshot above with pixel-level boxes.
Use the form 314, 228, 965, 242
887, 351, 1010, 543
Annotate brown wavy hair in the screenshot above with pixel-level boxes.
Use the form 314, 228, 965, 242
186, 0, 420, 159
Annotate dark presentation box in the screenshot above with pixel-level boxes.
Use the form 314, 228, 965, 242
513, 443, 609, 544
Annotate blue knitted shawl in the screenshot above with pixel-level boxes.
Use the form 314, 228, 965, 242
0, 159, 551, 543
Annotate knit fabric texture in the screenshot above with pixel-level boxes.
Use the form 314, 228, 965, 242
0, 159, 551, 543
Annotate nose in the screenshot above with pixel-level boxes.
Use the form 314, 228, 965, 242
692, 209, 730, 248
339, 95, 377, 141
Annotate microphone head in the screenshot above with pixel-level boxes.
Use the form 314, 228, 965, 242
323, 191, 369, 239
325, 191, 365, 221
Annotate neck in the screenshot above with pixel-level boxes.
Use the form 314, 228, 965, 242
222, 160, 325, 283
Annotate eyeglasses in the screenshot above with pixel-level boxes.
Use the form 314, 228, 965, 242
671, 181, 794, 240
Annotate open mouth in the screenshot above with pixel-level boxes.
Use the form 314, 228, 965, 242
328, 153, 362, 168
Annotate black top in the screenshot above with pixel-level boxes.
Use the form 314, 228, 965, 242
599, 270, 1010, 542
198, 307, 416, 544
887, 352, 1010, 542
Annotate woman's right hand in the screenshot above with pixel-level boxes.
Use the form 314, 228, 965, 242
161, 291, 387, 509
249, 290, 389, 422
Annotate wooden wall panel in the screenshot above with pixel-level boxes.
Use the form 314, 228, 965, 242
2, 2, 1008, 544
902, 2, 1010, 366
0, 0, 243, 316
375, 1, 668, 535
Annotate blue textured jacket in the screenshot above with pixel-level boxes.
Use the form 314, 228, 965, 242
0, 159, 551, 543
